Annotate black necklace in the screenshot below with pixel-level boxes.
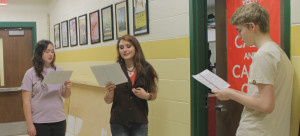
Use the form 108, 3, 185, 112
127, 67, 136, 72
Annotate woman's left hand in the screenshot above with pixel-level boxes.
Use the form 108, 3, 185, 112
64, 80, 72, 89
132, 87, 149, 100
62, 80, 72, 98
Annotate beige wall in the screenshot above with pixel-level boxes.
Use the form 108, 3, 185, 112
290, 0, 300, 135
0, 0, 50, 41
49, 0, 190, 135
55, 37, 190, 136
0, 39, 4, 86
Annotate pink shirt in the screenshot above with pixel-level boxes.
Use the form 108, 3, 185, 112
21, 66, 66, 123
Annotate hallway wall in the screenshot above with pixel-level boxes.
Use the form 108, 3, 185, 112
290, 0, 300, 135
49, 0, 190, 135
0, 0, 50, 41
2, 0, 297, 135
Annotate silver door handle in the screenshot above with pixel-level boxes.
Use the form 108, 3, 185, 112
0, 87, 21, 92
214, 104, 227, 112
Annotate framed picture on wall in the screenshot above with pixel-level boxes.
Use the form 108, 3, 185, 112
133, 0, 149, 35
61, 20, 69, 47
101, 5, 114, 41
54, 23, 60, 48
69, 17, 78, 46
78, 14, 88, 45
89, 10, 100, 44
115, 0, 129, 39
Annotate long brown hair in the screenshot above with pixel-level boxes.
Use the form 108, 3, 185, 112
32, 40, 56, 80
116, 35, 158, 93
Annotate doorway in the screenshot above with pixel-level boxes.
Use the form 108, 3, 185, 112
0, 22, 36, 135
190, 0, 291, 136
205, 1, 244, 136
0, 28, 33, 88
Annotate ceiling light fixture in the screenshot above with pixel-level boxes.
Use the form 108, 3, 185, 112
0, 0, 7, 5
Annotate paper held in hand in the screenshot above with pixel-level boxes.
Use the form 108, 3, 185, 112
42, 71, 73, 84
192, 69, 230, 90
90, 63, 128, 87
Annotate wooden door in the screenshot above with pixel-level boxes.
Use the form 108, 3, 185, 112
0, 28, 33, 123
214, 1, 243, 136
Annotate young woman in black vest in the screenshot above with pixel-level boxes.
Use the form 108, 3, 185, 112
104, 35, 158, 136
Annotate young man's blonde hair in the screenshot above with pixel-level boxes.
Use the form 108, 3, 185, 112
230, 2, 270, 33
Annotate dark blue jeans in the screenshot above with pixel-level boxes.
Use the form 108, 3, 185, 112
110, 123, 148, 136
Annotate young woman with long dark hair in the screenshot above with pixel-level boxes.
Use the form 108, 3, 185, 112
21, 40, 72, 136
104, 35, 158, 136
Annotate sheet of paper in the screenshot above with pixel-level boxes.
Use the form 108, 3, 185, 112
192, 69, 230, 90
90, 63, 128, 87
42, 71, 73, 84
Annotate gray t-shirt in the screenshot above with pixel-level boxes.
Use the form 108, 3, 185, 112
21, 66, 66, 123
236, 42, 294, 136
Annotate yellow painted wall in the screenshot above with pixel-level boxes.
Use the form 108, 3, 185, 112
290, 0, 300, 135
0, 39, 4, 86
290, 25, 300, 136
56, 37, 190, 136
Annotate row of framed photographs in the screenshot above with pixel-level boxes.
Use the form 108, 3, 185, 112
54, 0, 149, 49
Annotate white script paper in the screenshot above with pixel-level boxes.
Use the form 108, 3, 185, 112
192, 69, 230, 90
90, 63, 127, 87
42, 71, 73, 84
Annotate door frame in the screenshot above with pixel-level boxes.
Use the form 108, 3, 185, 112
0, 22, 36, 51
282, 0, 291, 58
189, 0, 291, 136
190, 0, 208, 136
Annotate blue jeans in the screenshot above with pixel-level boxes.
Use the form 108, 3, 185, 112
110, 123, 148, 136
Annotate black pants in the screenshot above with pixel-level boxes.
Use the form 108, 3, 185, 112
34, 120, 66, 136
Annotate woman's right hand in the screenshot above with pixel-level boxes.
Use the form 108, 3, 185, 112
27, 123, 36, 136
104, 82, 116, 104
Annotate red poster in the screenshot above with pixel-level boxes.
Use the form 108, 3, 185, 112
226, 0, 280, 92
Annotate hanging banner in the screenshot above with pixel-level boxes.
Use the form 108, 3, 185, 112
226, 0, 280, 92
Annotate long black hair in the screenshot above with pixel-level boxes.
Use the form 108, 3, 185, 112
116, 35, 158, 93
32, 40, 56, 80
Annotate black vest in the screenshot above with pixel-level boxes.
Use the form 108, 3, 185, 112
110, 64, 150, 126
